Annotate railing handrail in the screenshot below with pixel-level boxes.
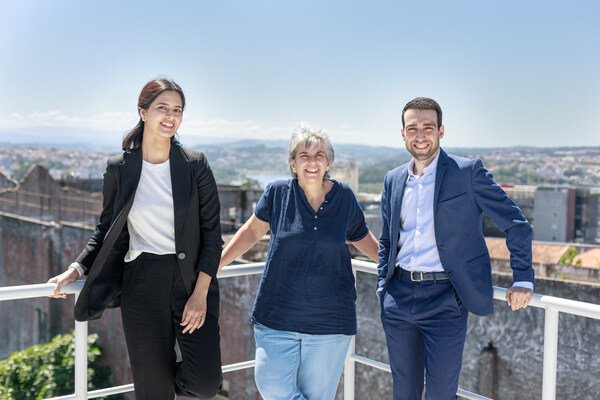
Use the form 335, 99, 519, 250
1, 260, 600, 400
0, 280, 85, 301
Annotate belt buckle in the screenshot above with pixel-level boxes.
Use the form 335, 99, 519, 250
410, 271, 424, 282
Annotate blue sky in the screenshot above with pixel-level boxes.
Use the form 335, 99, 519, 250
1, 0, 598, 149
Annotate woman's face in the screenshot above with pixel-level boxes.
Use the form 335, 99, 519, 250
139, 91, 183, 141
290, 142, 330, 184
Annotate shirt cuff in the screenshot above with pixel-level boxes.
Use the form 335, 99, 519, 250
512, 281, 534, 291
68, 262, 85, 278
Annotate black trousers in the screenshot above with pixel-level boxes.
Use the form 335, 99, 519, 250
121, 253, 222, 399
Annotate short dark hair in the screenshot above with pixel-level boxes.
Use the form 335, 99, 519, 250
122, 78, 186, 151
402, 97, 442, 129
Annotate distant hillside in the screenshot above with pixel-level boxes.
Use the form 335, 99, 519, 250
196, 139, 411, 166
194, 140, 413, 186
2, 141, 600, 191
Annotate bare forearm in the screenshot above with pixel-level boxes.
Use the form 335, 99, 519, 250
220, 215, 269, 269
352, 231, 379, 262
192, 271, 212, 297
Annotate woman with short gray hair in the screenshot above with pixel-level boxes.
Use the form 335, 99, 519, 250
288, 124, 335, 178
219, 123, 379, 400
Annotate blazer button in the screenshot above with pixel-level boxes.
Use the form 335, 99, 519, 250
177, 252, 186, 260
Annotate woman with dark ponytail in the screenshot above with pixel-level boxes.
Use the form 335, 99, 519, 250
49, 78, 223, 399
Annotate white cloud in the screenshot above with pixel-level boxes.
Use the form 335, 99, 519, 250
328, 127, 402, 148
87, 112, 140, 130
2, 110, 137, 131
180, 118, 291, 141
0, 111, 395, 147
0, 111, 289, 140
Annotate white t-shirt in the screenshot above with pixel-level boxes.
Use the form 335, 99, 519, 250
124, 159, 176, 262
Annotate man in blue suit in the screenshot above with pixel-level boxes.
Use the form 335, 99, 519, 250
378, 97, 534, 400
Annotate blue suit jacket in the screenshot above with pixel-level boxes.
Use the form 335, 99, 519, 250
377, 148, 534, 316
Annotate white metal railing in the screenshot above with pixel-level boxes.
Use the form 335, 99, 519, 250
1, 260, 600, 400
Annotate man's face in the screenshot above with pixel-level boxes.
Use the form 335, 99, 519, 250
401, 109, 444, 163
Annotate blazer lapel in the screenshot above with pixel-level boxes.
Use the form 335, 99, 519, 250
433, 148, 448, 219
388, 164, 408, 260
169, 144, 191, 241
98, 149, 141, 258
392, 165, 408, 236
119, 149, 142, 205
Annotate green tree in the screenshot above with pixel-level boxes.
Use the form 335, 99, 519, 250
240, 177, 262, 190
559, 246, 579, 265
0, 333, 113, 400
563, 169, 582, 177
359, 159, 402, 184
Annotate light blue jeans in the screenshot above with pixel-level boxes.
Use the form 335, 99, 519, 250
253, 324, 352, 400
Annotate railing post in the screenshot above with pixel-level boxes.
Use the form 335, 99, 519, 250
344, 269, 357, 400
74, 292, 88, 399
542, 307, 559, 400
344, 334, 356, 400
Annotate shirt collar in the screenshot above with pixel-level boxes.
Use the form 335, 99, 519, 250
407, 150, 441, 181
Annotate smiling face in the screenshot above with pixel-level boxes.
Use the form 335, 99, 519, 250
290, 142, 331, 184
401, 109, 444, 165
139, 90, 183, 142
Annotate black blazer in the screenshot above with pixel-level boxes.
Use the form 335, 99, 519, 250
74, 143, 223, 321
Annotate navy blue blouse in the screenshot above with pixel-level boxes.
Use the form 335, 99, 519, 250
251, 179, 369, 335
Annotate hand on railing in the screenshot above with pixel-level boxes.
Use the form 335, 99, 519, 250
505, 286, 533, 311
47, 268, 79, 299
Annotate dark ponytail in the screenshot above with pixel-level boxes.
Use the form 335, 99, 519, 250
122, 78, 186, 151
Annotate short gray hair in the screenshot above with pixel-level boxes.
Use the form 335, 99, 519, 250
288, 123, 335, 179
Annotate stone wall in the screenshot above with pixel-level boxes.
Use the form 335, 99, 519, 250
0, 213, 134, 399
462, 274, 600, 400
217, 185, 264, 233
0, 172, 16, 189
218, 274, 262, 399
0, 214, 59, 356
0, 165, 102, 225
492, 258, 600, 283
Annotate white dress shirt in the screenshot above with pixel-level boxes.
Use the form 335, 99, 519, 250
396, 152, 443, 272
